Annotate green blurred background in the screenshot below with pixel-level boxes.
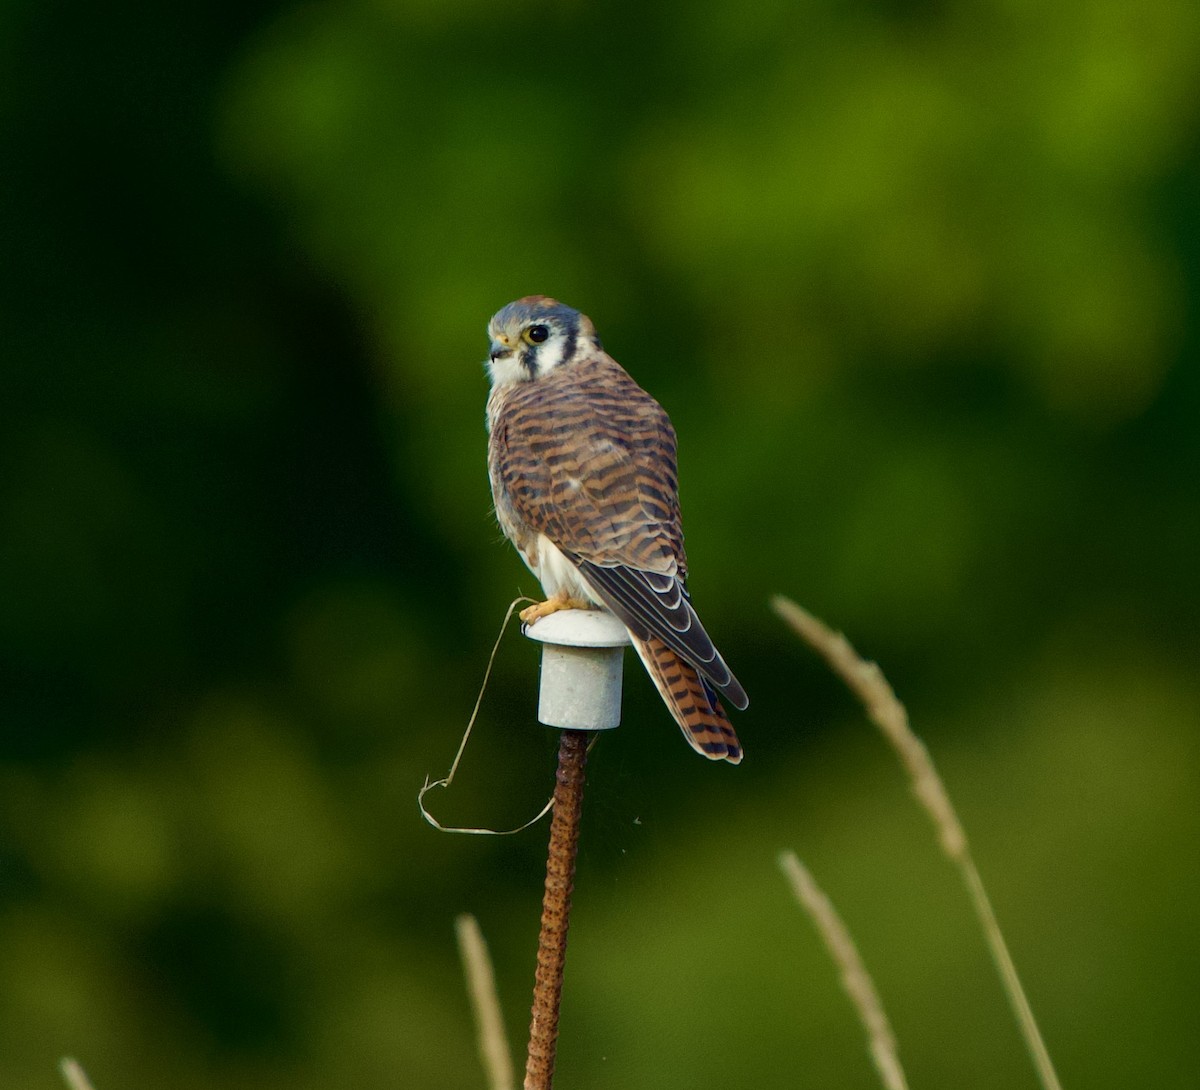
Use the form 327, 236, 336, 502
3, 0, 1198, 1086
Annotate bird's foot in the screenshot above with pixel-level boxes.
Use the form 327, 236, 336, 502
519, 595, 594, 625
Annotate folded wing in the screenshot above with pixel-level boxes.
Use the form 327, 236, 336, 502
491, 356, 748, 710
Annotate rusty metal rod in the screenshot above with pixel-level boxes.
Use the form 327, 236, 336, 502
523, 728, 589, 1090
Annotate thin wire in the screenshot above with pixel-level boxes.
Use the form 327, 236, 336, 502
418, 597, 557, 836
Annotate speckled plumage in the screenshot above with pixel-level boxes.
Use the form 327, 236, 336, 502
485, 295, 747, 763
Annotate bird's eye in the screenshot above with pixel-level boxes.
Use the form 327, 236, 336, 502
524, 324, 550, 345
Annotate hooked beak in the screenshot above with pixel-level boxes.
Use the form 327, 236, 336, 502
489, 333, 514, 361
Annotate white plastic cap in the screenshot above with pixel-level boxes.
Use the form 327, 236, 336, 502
523, 609, 629, 731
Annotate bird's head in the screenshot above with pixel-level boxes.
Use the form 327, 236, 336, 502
486, 295, 601, 386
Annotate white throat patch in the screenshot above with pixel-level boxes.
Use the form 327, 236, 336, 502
487, 353, 526, 387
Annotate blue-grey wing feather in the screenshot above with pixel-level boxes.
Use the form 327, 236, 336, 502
575, 559, 749, 710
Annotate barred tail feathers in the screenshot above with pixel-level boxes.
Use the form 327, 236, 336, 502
629, 633, 743, 764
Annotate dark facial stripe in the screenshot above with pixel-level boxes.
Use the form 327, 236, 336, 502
518, 309, 581, 378
560, 316, 578, 367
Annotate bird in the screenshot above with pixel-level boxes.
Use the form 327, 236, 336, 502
484, 295, 747, 764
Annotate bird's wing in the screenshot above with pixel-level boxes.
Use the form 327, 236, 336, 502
491, 356, 747, 709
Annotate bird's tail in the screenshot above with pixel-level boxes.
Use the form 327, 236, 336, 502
629, 633, 743, 764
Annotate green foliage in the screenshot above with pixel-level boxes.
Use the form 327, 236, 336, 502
2, 0, 1198, 1086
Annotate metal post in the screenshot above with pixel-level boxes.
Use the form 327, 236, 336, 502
521, 610, 628, 1090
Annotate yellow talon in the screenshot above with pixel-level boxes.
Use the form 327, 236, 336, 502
519, 594, 595, 625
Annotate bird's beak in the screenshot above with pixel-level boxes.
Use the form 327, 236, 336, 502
489, 333, 513, 361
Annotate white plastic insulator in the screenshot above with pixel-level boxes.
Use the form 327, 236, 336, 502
523, 609, 630, 731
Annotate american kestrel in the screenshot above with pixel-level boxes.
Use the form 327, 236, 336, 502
485, 295, 747, 764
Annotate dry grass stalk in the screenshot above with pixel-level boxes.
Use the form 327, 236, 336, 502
771, 595, 1064, 1090
779, 852, 910, 1090
59, 1058, 96, 1090
456, 914, 516, 1090
771, 596, 964, 859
